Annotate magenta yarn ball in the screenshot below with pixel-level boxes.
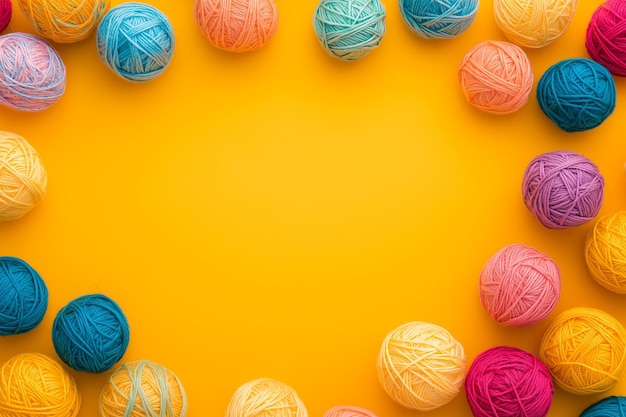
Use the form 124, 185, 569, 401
465, 346, 554, 417
522, 150, 604, 229
0, 0, 10, 33
586, 0, 626, 76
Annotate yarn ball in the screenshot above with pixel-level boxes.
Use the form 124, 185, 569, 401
52, 294, 130, 373
313, 0, 386, 61
0, 256, 48, 335
586, 0, 626, 77
99, 360, 187, 417
585, 211, 626, 294
0, 131, 48, 221
522, 150, 604, 229
494, 0, 578, 48
226, 378, 308, 417
17, 0, 109, 43
465, 346, 554, 417
194, 0, 279, 52
96, 2, 175, 82
479, 244, 561, 327
539, 307, 626, 395
324, 406, 378, 417
377, 321, 466, 411
581, 396, 626, 417
0, 352, 81, 417
458, 40, 533, 115
0, 33, 66, 111
399, 0, 478, 39
0, 0, 11, 33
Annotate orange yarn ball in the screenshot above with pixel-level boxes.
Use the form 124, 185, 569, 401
585, 211, 626, 294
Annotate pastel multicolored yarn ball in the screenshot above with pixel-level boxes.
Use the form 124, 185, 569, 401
479, 244, 560, 327
399, 0, 478, 39
585, 211, 626, 294
458, 40, 533, 115
539, 307, 626, 395
0, 33, 66, 111
586, 0, 626, 77
0, 256, 48, 335
97, 2, 175, 82
313, 0, 386, 61
494, 0, 578, 48
52, 294, 130, 373
0, 352, 81, 417
226, 378, 308, 417
0, 0, 11, 33
99, 360, 187, 417
0, 131, 48, 221
522, 150, 604, 229
465, 346, 554, 417
17, 0, 110, 43
581, 396, 626, 417
377, 321, 466, 411
324, 405, 378, 417
194, 0, 279, 52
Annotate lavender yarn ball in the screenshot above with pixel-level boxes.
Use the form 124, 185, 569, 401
522, 150, 604, 229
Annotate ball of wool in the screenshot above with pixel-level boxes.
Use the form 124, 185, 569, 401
99, 360, 187, 417
458, 40, 533, 115
585, 211, 626, 294
52, 294, 130, 373
17, 0, 110, 43
0, 352, 81, 417
399, 0, 478, 39
226, 378, 308, 417
465, 346, 554, 417
581, 396, 626, 417
194, 0, 279, 52
586, 0, 626, 77
0, 33, 66, 111
324, 406, 378, 417
0, 131, 48, 221
377, 321, 466, 411
494, 0, 578, 48
0, 0, 11, 33
479, 244, 561, 327
96, 2, 175, 82
522, 150, 604, 229
313, 0, 386, 61
0, 256, 48, 335
539, 307, 626, 395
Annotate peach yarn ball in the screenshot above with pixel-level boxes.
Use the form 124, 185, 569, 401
194, 0, 278, 52
585, 211, 626, 294
226, 378, 308, 417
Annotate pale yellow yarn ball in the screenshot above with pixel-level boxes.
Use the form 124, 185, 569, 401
376, 321, 466, 411
0, 131, 47, 222
494, 0, 578, 48
585, 211, 626, 294
226, 378, 308, 417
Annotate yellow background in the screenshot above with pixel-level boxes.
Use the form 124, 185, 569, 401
1, 0, 625, 416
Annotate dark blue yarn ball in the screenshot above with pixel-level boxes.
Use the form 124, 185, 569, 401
399, 0, 478, 39
581, 396, 626, 417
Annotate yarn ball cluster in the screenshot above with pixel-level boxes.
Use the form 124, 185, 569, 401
97, 2, 175, 82
586, 0, 626, 76
226, 378, 308, 417
399, 0, 478, 39
539, 307, 626, 395
324, 406, 378, 417
581, 396, 626, 417
0, 0, 10, 33
52, 294, 130, 373
585, 211, 626, 294
458, 40, 533, 115
377, 321, 466, 411
313, 0, 386, 61
522, 150, 604, 229
465, 346, 554, 417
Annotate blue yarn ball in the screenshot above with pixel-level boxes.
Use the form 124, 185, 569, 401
399, 0, 479, 39
0, 256, 48, 335
96, 2, 175, 82
581, 396, 626, 416
52, 293, 130, 373
536, 58, 616, 133
313, 0, 386, 61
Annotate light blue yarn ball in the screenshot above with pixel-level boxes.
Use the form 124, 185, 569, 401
399, 0, 479, 39
0, 256, 48, 335
96, 2, 175, 82
536, 58, 616, 133
52, 293, 130, 373
581, 396, 626, 417
313, 0, 386, 61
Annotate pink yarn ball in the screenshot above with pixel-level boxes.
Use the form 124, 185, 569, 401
0, 0, 10, 33
324, 406, 378, 417
586, 0, 626, 76
465, 346, 554, 417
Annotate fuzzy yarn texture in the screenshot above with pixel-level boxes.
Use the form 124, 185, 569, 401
323, 406, 378, 417
226, 378, 308, 417
581, 396, 626, 417
586, 0, 626, 76
522, 150, 604, 229
458, 40, 533, 115
399, 0, 478, 38
0, 0, 10, 33
539, 307, 626, 395
585, 211, 626, 294
313, 0, 386, 61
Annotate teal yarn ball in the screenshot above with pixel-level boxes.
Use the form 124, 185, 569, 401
399, 0, 479, 39
581, 396, 626, 416
313, 0, 386, 61
52, 294, 130, 373
537, 58, 616, 132
0, 256, 48, 335
96, 2, 175, 82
